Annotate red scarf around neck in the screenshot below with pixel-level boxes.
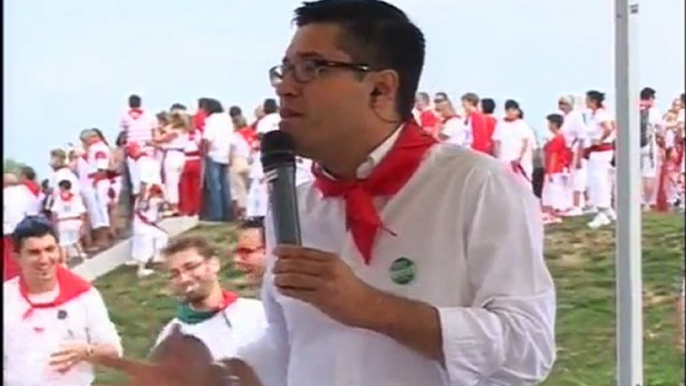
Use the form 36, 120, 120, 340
23, 180, 41, 197
19, 266, 92, 320
129, 108, 144, 120
312, 120, 437, 264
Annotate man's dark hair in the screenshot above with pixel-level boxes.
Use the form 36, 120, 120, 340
546, 113, 564, 128
58, 179, 72, 190
586, 90, 605, 107
128, 94, 142, 108
12, 216, 59, 252
229, 106, 243, 118
198, 98, 210, 111
170, 103, 187, 111
639, 87, 656, 101
20, 166, 36, 181
161, 236, 215, 260
461, 92, 480, 107
41, 179, 50, 190
480, 98, 496, 114
263, 98, 279, 114
504, 99, 520, 111
204, 99, 225, 115
294, 0, 425, 121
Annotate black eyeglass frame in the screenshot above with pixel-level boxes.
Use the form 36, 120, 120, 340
269, 59, 373, 86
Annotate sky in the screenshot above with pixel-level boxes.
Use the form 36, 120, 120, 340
4, 0, 685, 178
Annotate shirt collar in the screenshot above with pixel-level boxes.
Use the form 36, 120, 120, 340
356, 124, 404, 178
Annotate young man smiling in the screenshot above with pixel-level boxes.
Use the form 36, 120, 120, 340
3, 216, 122, 386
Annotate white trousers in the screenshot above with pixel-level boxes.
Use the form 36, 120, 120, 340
127, 156, 141, 196
570, 160, 588, 193
246, 179, 268, 218
132, 222, 168, 263
163, 151, 185, 205
587, 150, 614, 209
82, 182, 110, 229
542, 174, 570, 210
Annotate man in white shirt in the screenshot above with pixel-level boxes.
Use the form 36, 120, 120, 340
255, 99, 280, 135
152, 237, 266, 360
492, 99, 536, 181
107, 1, 555, 385
638, 87, 662, 209
3, 216, 122, 386
200, 98, 234, 222
120, 94, 157, 198
557, 95, 589, 216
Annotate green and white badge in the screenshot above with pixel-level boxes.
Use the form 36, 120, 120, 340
389, 257, 416, 285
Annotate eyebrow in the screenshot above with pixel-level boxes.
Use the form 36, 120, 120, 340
282, 51, 326, 64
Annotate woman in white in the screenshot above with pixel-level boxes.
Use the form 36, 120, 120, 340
492, 99, 536, 181
584, 90, 617, 228
434, 94, 470, 147
153, 112, 188, 216
230, 116, 253, 218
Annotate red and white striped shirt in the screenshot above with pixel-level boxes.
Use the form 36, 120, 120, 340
120, 108, 156, 145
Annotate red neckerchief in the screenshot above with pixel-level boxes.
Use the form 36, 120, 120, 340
19, 266, 92, 320
59, 191, 74, 202
23, 180, 41, 197
312, 120, 437, 264
217, 290, 239, 310
129, 108, 144, 120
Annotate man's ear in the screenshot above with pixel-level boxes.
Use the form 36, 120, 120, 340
209, 256, 221, 274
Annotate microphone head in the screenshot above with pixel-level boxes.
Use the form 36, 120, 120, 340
261, 131, 296, 171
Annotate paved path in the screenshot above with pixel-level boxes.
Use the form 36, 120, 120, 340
73, 216, 199, 282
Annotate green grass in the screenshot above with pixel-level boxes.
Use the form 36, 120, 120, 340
95, 214, 685, 385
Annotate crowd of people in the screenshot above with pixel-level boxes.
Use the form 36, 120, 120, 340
3, 87, 685, 281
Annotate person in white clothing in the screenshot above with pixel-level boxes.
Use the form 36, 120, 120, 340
4, 173, 30, 281
230, 116, 254, 217
492, 99, 536, 181
17, 166, 44, 217
151, 237, 266, 361
120, 94, 157, 198
154, 112, 188, 215
255, 99, 280, 135
3, 216, 122, 386
108, 2, 556, 385
246, 149, 269, 221
127, 143, 167, 278
49, 149, 81, 196
50, 180, 87, 262
639, 87, 662, 209
557, 95, 589, 216
200, 99, 233, 222
80, 129, 113, 250
584, 90, 617, 228
434, 93, 470, 147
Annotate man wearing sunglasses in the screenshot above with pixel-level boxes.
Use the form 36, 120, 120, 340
106, 1, 555, 385
3, 216, 122, 386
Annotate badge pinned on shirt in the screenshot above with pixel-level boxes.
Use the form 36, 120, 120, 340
389, 257, 416, 285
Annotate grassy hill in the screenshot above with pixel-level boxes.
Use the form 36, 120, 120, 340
95, 213, 685, 385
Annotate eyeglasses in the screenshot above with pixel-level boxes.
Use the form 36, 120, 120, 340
269, 59, 372, 86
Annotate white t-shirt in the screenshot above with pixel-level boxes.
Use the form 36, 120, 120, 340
231, 132, 252, 160
256, 113, 280, 134
587, 108, 615, 144
561, 110, 588, 149
138, 155, 162, 187
3, 186, 30, 235
203, 113, 233, 164
3, 281, 122, 386
51, 193, 86, 231
442, 117, 472, 147
492, 118, 536, 172
49, 168, 80, 195
155, 298, 266, 361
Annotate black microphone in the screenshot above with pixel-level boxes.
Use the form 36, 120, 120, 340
261, 131, 302, 245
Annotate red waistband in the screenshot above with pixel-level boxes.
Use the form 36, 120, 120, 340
589, 143, 614, 152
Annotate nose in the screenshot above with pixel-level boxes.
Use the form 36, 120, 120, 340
275, 69, 300, 100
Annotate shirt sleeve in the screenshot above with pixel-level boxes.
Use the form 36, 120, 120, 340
236, 211, 290, 386
491, 121, 504, 141
84, 288, 124, 356
437, 168, 556, 385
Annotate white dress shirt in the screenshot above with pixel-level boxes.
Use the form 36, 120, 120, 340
239, 129, 556, 386
3, 280, 123, 386
492, 119, 537, 178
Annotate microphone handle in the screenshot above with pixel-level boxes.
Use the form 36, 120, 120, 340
266, 164, 302, 245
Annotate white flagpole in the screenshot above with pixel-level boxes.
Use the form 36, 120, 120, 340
614, 0, 643, 385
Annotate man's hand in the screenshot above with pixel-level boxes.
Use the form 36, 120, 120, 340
49, 343, 91, 373
272, 245, 378, 328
